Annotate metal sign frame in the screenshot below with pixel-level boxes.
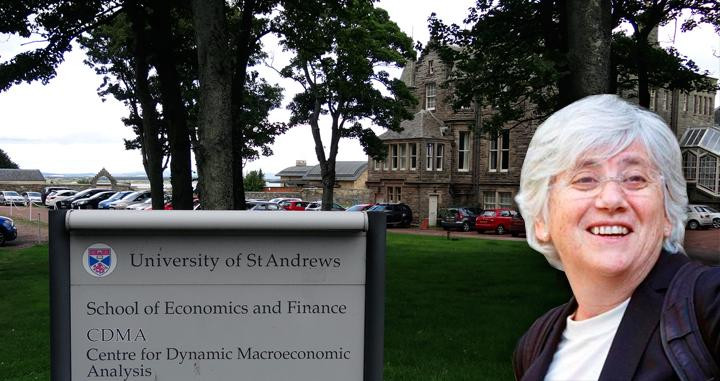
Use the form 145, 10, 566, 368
49, 210, 386, 381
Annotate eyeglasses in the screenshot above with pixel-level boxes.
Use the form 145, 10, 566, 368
559, 169, 663, 197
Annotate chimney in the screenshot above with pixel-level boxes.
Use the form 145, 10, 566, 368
296, 160, 307, 167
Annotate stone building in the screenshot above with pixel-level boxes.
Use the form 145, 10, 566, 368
0, 169, 46, 192
276, 161, 369, 190
366, 46, 718, 225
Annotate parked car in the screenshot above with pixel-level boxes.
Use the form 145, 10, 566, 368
98, 191, 133, 209
345, 203, 377, 212
0, 216, 17, 246
475, 208, 517, 234
686, 204, 720, 230
269, 197, 302, 204
45, 189, 78, 209
126, 198, 153, 210
249, 202, 283, 211
305, 201, 346, 211
42, 186, 71, 204
56, 188, 111, 209
509, 212, 526, 237
21, 191, 42, 205
367, 203, 412, 227
71, 191, 116, 209
439, 207, 481, 232
109, 191, 151, 210
0, 191, 27, 206
280, 200, 310, 211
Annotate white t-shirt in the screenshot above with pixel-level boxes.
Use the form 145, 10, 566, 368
544, 298, 631, 381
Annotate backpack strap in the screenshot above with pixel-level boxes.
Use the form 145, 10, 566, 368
660, 261, 720, 381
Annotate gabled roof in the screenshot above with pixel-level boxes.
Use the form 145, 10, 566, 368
275, 165, 311, 177
302, 161, 367, 181
680, 126, 720, 156
0, 169, 45, 182
379, 110, 447, 140
276, 161, 368, 182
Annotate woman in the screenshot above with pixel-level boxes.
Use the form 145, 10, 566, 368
513, 95, 719, 380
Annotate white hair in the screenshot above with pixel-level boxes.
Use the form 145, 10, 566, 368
515, 94, 688, 270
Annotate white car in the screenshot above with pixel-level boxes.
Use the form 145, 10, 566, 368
22, 191, 42, 205
0, 191, 27, 206
46, 190, 78, 209
686, 204, 720, 229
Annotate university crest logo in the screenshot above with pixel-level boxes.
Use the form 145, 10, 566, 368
82, 243, 117, 277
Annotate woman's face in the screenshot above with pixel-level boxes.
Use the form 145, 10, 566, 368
536, 141, 671, 278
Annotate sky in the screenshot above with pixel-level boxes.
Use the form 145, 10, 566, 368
0, 1, 718, 176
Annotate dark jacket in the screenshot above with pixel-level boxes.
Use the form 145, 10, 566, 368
513, 252, 720, 381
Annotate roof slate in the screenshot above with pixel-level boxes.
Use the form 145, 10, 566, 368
277, 161, 368, 181
379, 110, 447, 140
0, 169, 46, 182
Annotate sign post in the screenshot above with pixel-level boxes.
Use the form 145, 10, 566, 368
50, 210, 385, 381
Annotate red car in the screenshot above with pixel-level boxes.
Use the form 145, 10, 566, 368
475, 208, 517, 235
281, 200, 310, 211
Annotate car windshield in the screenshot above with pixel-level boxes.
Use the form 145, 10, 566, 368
6, 191, 20, 196
106, 192, 127, 201
28, 192, 41, 197
482, 210, 495, 217
368, 205, 385, 211
346, 205, 368, 211
120, 192, 141, 201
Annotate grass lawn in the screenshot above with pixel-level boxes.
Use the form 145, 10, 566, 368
0, 234, 569, 381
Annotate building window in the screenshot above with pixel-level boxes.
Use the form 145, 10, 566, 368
383, 146, 389, 170
683, 151, 697, 181
698, 155, 717, 193
489, 130, 510, 172
458, 131, 470, 171
428, 60, 434, 74
694, 95, 698, 114
483, 192, 496, 209
663, 90, 669, 111
499, 192, 513, 208
425, 83, 436, 111
387, 186, 402, 203
683, 93, 689, 112
435, 144, 444, 171
373, 158, 380, 171
399, 143, 407, 170
650, 90, 656, 111
426, 143, 434, 170
410, 143, 417, 170
391, 144, 399, 170
706, 96, 711, 115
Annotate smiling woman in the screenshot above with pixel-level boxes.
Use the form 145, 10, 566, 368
512, 95, 720, 381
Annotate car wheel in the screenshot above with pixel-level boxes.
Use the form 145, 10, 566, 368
476, 229, 483, 234
462, 222, 471, 232
713, 218, 720, 229
687, 220, 700, 230
511, 232, 519, 237
496, 225, 506, 235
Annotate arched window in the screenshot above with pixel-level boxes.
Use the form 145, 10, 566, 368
698, 155, 718, 193
682, 151, 697, 181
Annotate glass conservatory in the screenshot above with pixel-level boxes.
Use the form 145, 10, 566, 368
680, 126, 720, 198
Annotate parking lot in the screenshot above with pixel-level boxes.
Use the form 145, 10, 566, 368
1, 205, 718, 265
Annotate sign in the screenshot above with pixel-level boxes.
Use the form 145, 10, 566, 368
49, 210, 385, 381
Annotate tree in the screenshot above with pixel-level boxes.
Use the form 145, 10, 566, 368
0, 149, 19, 169
429, 0, 719, 134
0, 0, 286, 210
567, 0, 612, 99
276, 0, 416, 210
243, 169, 266, 191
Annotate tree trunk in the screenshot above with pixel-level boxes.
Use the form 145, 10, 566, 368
636, 41, 651, 108
191, 0, 233, 210
566, 0, 611, 102
147, 0, 194, 210
231, 0, 257, 210
128, 0, 165, 210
